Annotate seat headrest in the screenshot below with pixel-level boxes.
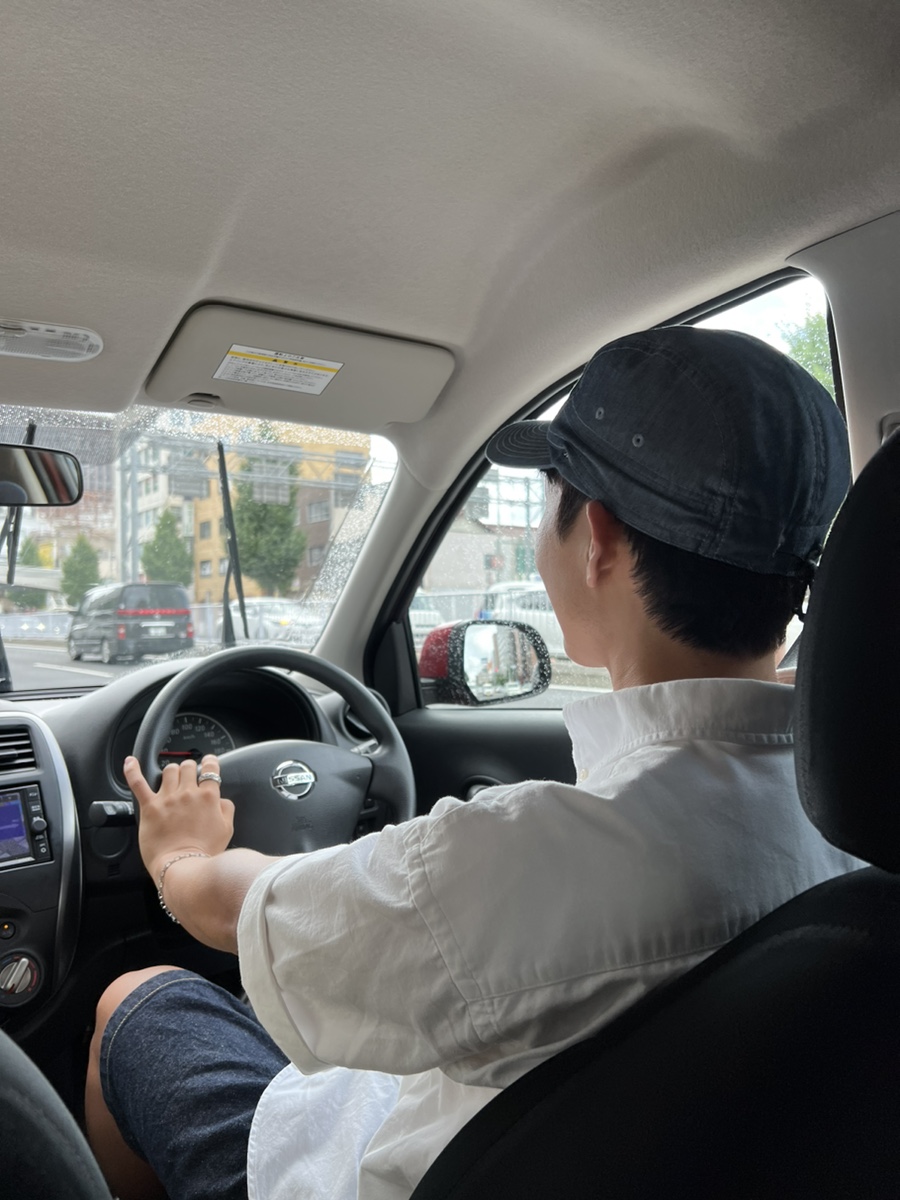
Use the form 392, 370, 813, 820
795, 432, 900, 872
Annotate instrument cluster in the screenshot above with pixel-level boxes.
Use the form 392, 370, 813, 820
157, 712, 236, 770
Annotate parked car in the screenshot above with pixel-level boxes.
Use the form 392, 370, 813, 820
215, 598, 297, 642
480, 581, 567, 658
68, 583, 194, 663
215, 598, 331, 647
408, 594, 443, 645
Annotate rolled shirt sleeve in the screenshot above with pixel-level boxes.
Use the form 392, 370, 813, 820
237, 803, 485, 1078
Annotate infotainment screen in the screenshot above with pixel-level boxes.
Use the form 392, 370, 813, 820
0, 791, 32, 865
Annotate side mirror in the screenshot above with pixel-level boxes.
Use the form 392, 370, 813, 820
419, 619, 552, 706
0, 445, 83, 506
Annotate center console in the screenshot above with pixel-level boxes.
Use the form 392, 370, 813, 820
0, 716, 80, 1011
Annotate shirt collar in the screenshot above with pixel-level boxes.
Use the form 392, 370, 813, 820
564, 678, 795, 778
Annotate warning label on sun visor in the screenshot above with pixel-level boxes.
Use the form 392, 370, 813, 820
213, 344, 343, 395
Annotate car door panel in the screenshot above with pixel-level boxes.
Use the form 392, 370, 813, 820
395, 707, 575, 814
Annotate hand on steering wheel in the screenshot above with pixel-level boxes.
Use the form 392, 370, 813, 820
131, 646, 416, 857
124, 752, 235, 883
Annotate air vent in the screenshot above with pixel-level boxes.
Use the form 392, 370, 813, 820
0, 726, 37, 771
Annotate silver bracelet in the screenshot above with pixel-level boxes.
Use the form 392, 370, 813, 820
156, 852, 210, 924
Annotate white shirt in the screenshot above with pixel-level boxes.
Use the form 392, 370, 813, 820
238, 679, 860, 1200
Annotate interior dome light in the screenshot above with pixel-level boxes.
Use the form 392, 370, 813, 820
0, 320, 103, 363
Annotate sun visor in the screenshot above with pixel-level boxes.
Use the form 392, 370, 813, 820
144, 305, 455, 432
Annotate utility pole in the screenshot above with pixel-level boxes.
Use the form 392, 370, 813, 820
129, 444, 140, 580
119, 444, 141, 582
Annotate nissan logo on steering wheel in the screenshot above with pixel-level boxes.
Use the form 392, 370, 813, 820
271, 760, 317, 799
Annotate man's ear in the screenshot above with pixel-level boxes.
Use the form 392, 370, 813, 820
584, 501, 624, 587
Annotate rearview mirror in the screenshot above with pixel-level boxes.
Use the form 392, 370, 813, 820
0, 445, 83, 506
419, 619, 552, 705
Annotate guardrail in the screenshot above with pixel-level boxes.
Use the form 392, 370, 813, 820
0, 606, 224, 644
0, 612, 72, 640
0, 603, 330, 647
0, 589, 560, 652
0, 606, 240, 646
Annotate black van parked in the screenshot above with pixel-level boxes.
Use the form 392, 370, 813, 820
68, 583, 194, 663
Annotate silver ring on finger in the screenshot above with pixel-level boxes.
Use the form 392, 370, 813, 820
197, 771, 222, 785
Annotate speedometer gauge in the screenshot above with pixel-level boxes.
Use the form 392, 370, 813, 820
158, 712, 235, 769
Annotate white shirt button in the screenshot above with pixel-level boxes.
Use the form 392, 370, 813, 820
578, 768, 588, 781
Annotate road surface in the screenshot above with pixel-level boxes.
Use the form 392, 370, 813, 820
3, 644, 136, 690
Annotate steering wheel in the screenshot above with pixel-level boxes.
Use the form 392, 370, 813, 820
132, 646, 416, 855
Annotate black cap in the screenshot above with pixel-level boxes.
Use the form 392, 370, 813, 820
486, 326, 850, 575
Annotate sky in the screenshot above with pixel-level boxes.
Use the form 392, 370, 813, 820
696, 274, 826, 349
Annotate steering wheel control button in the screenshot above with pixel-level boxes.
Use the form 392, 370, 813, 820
29, 816, 47, 833
0, 922, 15, 940
0, 953, 40, 1004
271, 760, 317, 799
89, 800, 136, 827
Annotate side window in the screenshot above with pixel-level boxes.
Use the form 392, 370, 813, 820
415, 273, 835, 707
83, 590, 104, 614
695, 275, 835, 398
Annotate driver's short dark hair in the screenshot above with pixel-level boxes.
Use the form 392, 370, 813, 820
543, 469, 805, 658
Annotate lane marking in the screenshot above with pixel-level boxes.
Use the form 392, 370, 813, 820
6, 644, 69, 654
33, 662, 114, 679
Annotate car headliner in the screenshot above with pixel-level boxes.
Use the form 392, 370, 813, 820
3, 1, 899, 670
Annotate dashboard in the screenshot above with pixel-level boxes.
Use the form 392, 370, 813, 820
0, 653, 377, 1029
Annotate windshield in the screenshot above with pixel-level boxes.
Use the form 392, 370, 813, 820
0, 405, 397, 690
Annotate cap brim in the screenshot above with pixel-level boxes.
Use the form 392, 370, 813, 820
485, 421, 554, 468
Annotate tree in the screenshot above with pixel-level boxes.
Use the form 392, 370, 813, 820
141, 509, 193, 586
12, 536, 47, 610
61, 535, 100, 607
232, 460, 307, 595
778, 307, 835, 398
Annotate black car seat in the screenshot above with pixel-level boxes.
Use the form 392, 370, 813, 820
0, 1025, 112, 1198
411, 434, 900, 1199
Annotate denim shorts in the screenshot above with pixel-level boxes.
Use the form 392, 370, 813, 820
100, 969, 290, 1200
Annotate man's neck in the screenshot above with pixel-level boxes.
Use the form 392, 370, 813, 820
606, 635, 778, 691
